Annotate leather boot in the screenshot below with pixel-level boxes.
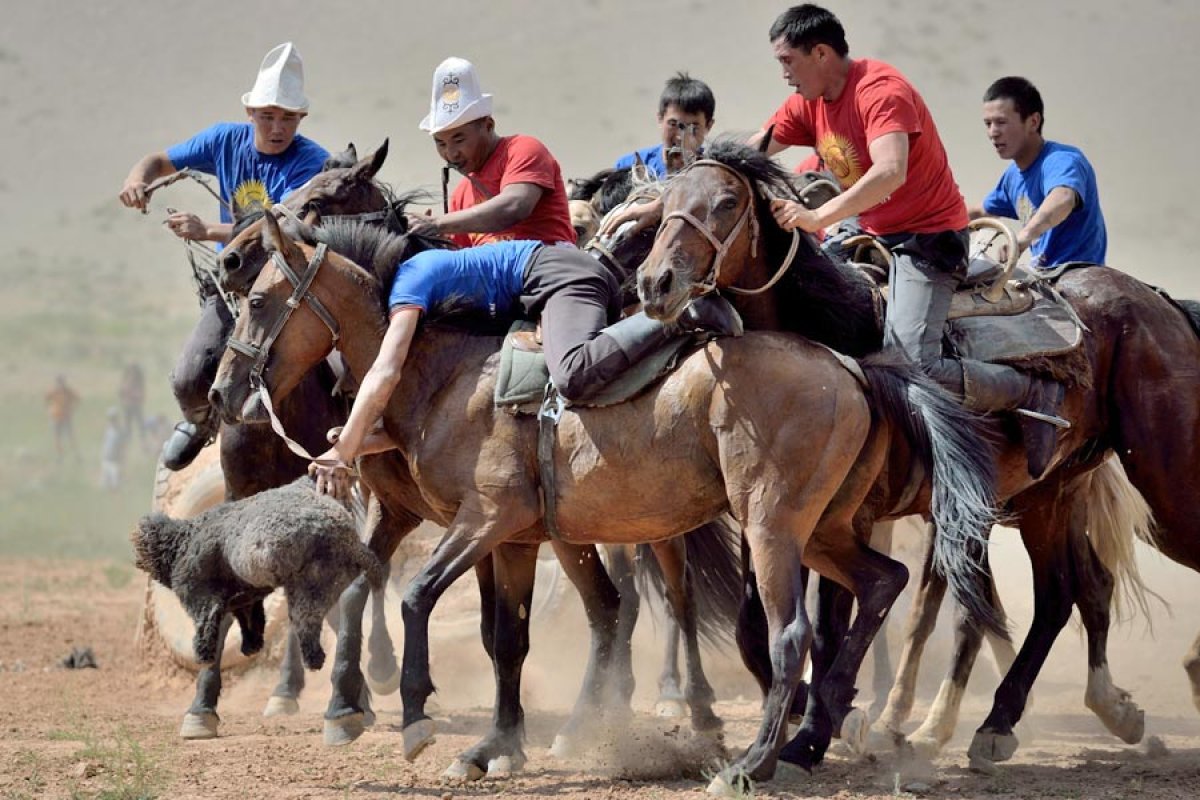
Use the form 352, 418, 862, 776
601, 311, 673, 364
682, 293, 744, 337
161, 414, 217, 471
959, 360, 1031, 413
1019, 376, 1067, 480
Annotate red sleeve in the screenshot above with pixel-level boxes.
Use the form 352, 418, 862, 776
498, 136, 559, 191
857, 76, 921, 143
765, 95, 815, 148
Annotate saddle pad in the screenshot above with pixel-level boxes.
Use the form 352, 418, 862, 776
947, 290, 1082, 364
494, 320, 695, 413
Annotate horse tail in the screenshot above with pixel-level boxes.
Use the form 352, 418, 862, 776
1073, 455, 1164, 627
634, 515, 742, 647
860, 352, 1005, 636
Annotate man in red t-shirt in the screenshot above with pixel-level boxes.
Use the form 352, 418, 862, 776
753, 4, 1064, 478
412, 57, 575, 248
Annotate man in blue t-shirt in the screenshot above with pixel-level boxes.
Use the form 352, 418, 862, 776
969, 76, 1107, 270
118, 42, 330, 470
613, 73, 716, 179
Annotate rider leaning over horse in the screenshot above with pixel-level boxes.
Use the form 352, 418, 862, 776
118, 43, 330, 471
309, 57, 740, 487
970, 76, 1107, 270
611, 4, 1067, 480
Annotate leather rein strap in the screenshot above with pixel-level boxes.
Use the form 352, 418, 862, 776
658, 159, 802, 297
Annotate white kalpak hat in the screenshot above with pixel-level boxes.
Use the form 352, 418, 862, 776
241, 42, 310, 112
419, 57, 494, 135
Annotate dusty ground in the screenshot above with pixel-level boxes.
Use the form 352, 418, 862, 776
2, 558, 1198, 800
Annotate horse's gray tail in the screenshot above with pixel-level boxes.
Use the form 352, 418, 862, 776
634, 515, 742, 647
359, 545, 388, 594
861, 352, 1005, 637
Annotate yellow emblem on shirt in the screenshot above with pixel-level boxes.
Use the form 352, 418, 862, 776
1017, 195, 1035, 226
232, 179, 273, 215
816, 132, 864, 189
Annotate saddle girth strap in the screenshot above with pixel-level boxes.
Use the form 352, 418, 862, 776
537, 384, 566, 541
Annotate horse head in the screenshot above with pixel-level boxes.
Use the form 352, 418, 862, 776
219, 140, 391, 295
210, 212, 347, 425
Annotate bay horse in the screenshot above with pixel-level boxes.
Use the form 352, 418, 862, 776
634, 139, 1197, 769
218, 149, 746, 757
155, 143, 409, 740
207, 211, 1002, 789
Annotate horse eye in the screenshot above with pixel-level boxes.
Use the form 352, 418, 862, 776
716, 197, 739, 212
249, 296, 266, 310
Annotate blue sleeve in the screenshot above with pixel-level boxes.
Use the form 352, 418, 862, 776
165, 123, 230, 173
387, 251, 442, 312
982, 175, 1016, 218
1040, 150, 1089, 206
614, 151, 635, 170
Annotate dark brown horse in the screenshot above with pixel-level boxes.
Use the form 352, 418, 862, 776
634, 139, 1199, 770
207, 211, 1001, 789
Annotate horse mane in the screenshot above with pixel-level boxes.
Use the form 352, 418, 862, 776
701, 138, 883, 357
570, 167, 638, 216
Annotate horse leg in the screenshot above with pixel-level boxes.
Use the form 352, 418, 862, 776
265, 628, 306, 718
969, 486, 1074, 772
650, 537, 721, 733
866, 521, 896, 722
1074, 511, 1144, 744
785, 529, 910, 770
714, 522, 811, 789
324, 503, 421, 746
781, 576, 854, 769
448, 542, 539, 780
603, 543, 639, 710
1185, 632, 1200, 715
181, 612, 233, 739
548, 542, 623, 758
365, 559, 401, 695
871, 522, 945, 745
398, 506, 537, 763
656, 617, 685, 717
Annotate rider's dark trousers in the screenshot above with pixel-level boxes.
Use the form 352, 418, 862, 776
171, 286, 235, 425
519, 245, 627, 403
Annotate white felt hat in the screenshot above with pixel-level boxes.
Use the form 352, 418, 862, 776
241, 42, 310, 112
419, 57, 494, 134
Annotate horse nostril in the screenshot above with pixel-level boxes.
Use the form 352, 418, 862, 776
222, 252, 242, 274
208, 386, 223, 412
655, 269, 674, 298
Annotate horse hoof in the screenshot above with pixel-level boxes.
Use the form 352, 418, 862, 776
1098, 701, 1145, 744
442, 759, 484, 781
263, 695, 300, 718
180, 712, 219, 740
366, 666, 402, 696
968, 730, 1018, 771
839, 708, 869, 757
486, 756, 514, 778
324, 712, 365, 747
866, 723, 904, 753
655, 699, 687, 718
706, 769, 753, 797
403, 718, 437, 761
549, 734, 578, 759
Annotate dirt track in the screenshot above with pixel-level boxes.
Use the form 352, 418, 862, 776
2, 558, 1198, 800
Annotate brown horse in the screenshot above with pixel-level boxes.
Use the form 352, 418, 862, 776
208, 211, 1001, 789
634, 139, 1199, 769
219, 148, 747, 759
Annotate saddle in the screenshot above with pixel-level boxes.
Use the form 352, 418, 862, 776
494, 320, 695, 415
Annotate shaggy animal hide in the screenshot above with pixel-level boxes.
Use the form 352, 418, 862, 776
132, 477, 383, 669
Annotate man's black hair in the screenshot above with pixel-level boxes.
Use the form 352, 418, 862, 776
984, 76, 1045, 134
658, 71, 716, 123
769, 4, 849, 57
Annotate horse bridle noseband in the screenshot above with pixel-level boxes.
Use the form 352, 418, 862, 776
656, 159, 802, 296
225, 244, 339, 387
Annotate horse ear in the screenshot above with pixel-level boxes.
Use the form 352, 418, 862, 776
261, 210, 296, 258
758, 125, 775, 154
356, 140, 389, 179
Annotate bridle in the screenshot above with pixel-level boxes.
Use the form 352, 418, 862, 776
656, 159, 802, 297
225, 244, 339, 388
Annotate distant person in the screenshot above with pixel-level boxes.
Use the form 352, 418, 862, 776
407, 56, 576, 249
613, 72, 716, 179
118, 43, 330, 471
118, 363, 146, 444
99, 408, 128, 491
969, 76, 1107, 270
44, 375, 80, 462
